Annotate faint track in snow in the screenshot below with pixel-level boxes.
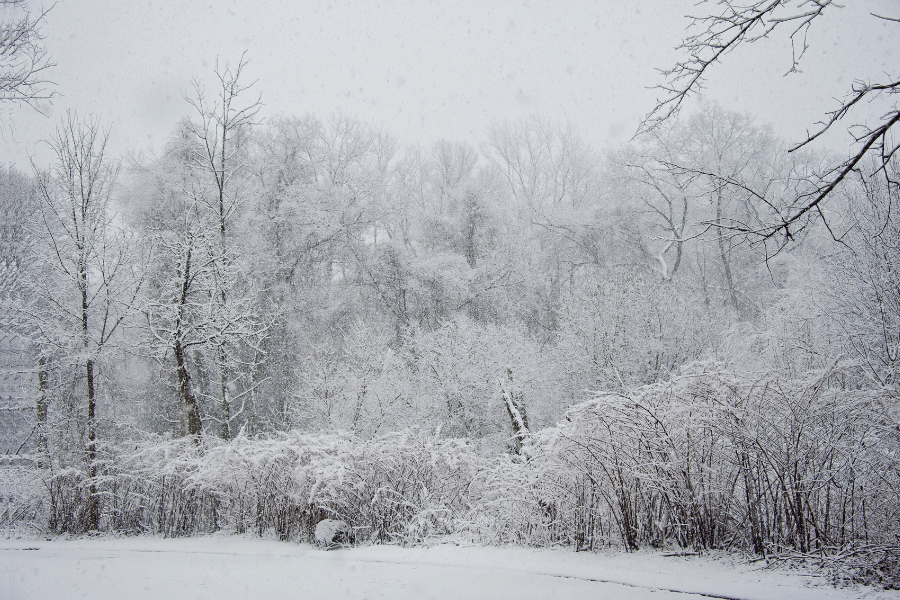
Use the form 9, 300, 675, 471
0, 543, 772, 600
319, 554, 761, 600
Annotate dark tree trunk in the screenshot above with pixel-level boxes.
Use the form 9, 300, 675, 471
36, 354, 49, 467
715, 189, 740, 312
174, 241, 202, 439
174, 337, 202, 438
86, 356, 99, 530
82, 257, 99, 531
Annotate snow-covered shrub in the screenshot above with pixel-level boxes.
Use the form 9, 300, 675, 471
68, 428, 483, 545
304, 429, 480, 545
464, 454, 566, 547
0, 460, 48, 535
524, 395, 652, 551
521, 358, 900, 573
189, 431, 335, 542
94, 435, 219, 536
46, 466, 94, 534
3, 365, 895, 590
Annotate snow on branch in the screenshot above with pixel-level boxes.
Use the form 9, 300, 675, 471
642, 0, 900, 246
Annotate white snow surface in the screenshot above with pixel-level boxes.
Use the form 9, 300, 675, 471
2, 535, 897, 600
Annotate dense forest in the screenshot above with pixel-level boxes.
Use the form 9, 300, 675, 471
2, 21, 899, 591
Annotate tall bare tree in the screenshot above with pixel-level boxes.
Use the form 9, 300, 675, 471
130, 126, 210, 438
30, 112, 141, 530
616, 127, 695, 280
184, 54, 264, 439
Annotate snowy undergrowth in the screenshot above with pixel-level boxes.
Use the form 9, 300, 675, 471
4, 364, 900, 589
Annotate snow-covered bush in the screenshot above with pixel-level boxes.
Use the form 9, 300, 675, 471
92, 435, 219, 536
521, 360, 900, 584
189, 431, 339, 542
2, 366, 897, 587
0, 460, 48, 535
47, 467, 95, 533
46, 428, 483, 545
301, 429, 480, 545
464, 454, 567, 547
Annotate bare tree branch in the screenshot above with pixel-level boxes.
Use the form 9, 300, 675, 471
643, 1, 900, 246
0, 1, 55, 117
640, 0, 834, 133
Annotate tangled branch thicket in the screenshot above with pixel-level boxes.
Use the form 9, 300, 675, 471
3, 362, 899, 587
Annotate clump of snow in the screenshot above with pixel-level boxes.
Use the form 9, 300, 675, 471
314, 518, 349, 547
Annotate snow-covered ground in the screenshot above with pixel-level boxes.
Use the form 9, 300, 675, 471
2, 535, 896, 600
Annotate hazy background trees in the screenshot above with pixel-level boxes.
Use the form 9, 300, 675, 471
17, 98, 882, 455
825, 157, 900, 386
0, 165, 38, 455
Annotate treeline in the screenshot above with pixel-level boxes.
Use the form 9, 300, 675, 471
1, 59, 899, 586
3, 363, 897, 586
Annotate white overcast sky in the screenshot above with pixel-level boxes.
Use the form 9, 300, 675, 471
1, 0, 897, 170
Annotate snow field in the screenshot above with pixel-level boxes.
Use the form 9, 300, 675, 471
2, 536, 897, 600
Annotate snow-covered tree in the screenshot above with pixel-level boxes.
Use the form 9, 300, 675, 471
29, 112, 142, 530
